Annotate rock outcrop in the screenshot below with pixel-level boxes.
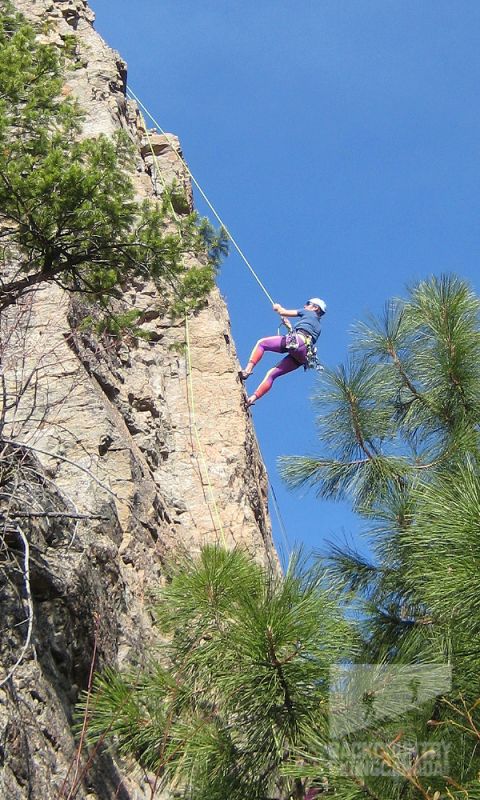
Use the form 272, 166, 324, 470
0, 2, 277, 797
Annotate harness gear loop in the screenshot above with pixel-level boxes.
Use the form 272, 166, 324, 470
305, 342, 324, 372
285, 331, 302, 351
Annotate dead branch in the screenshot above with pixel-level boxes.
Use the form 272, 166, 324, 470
0, 522, 33, 688
1, 437, 132, 511
0, 510, 109, 520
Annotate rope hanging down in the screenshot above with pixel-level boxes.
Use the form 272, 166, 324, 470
140, 115, 227, 548
184, 316, 228, 548
127, 86, 275, 306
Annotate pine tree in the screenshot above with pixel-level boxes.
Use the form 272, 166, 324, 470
84, 546, 354, 800
280, 274, 480, 797
0, 2, 228, 325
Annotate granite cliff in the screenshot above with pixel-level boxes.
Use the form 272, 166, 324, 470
0, 1, 277, 797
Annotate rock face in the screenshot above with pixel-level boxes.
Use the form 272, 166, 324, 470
0, 2, 277, 797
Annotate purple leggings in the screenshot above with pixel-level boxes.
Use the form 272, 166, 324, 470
248, 335, 307, 399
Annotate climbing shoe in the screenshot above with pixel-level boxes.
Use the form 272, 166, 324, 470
239, 369, 252, 381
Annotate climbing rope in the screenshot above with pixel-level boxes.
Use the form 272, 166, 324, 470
127, 86, 275, 306
268, 480, 292, 562
184, 315, 227, 547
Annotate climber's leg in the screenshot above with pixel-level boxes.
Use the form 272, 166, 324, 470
241, 335, 286, 380
249, 352, 304, 402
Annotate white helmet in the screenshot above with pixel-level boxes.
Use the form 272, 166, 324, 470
307, 297, 327, 314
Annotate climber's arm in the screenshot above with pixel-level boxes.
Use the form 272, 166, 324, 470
272, 303, 299, 317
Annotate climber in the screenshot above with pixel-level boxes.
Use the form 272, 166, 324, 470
240, 298, 327, 406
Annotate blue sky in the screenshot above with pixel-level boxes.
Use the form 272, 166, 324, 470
91, 0, 480, 559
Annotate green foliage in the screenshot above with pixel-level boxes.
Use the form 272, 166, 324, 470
61, 32, 80, 64
0, 1, 227, 327
164, 179, 192, 215
405, 463, 480, 646
281, 274, 480, 798
92, 309, 151, 339
281, 275, 480, 508
84, 546, 354, 799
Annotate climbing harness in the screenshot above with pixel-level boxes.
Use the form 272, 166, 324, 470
285, 331, 302, 350
285, 330, 323, 372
